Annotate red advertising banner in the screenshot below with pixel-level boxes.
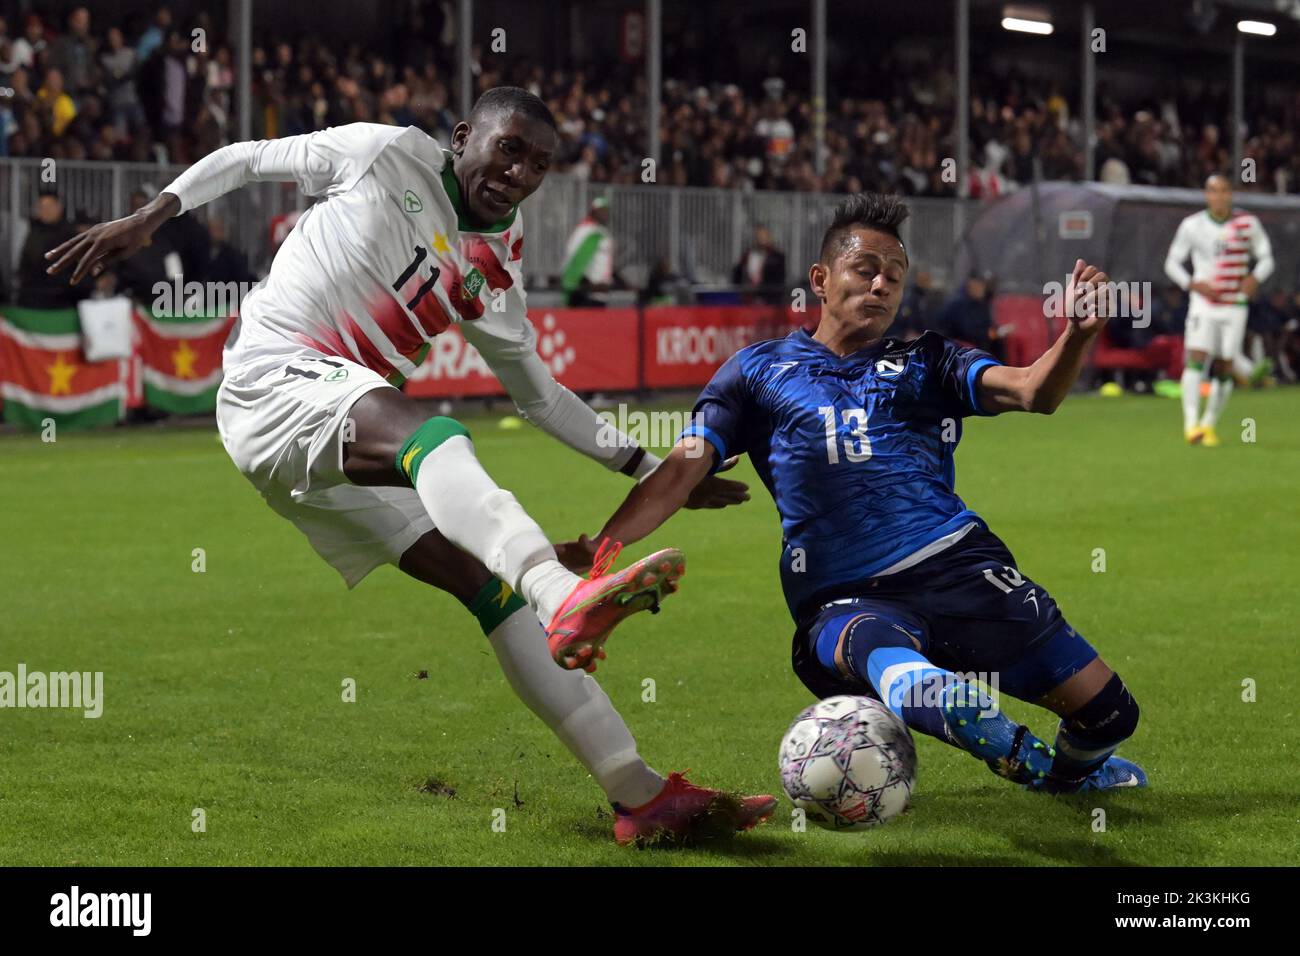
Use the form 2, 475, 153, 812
404, 308, 639, 398
641, 305, 802, 389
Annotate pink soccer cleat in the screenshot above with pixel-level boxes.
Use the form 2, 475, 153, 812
545, 539, 685, 673
613, 771, 778, 846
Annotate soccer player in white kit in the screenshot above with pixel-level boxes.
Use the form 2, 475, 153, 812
44, 87, 775, 844
1163, 173, 1274, 446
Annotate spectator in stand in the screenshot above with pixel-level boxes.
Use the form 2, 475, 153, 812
49, 7, 96, 96
100, 25, 144, 135
936, 272, 1005, 361
1249, 288, 1294, 383
638, 257, 681, 307
204, 216, 256, 286
1278, 294, 1300, 383
1152, 282, 1187, 336
17, 192, 91, 309
0, 16, 14, 72
36, 68, 76, 138
113, 189, 181, 302
7, 14, 1300, 200
732, 225, 786, 304
134, 183, 211, 280
888, 267, 934, 342
136, 8, 171, 65
159, 31, 197, 160
1108, 285, 1161, 351
9, 14, 46, 72
561, 196, 615, 307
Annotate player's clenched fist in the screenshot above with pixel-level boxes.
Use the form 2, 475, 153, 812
1065, 257, 1110, 333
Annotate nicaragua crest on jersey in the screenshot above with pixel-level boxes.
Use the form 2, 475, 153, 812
875, 350, 910, 377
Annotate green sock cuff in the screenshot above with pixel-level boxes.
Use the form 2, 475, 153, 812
1214, 373, 1234, 383
468, 577, 528, 636
1186, 359, 1205, 373
396, 416, 470, 485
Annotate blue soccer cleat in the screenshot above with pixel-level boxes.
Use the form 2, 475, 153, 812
940, 682, 1055, 785
1030, 755, 1148, 794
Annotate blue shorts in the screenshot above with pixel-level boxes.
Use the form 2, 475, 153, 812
790, 526, 1098, 703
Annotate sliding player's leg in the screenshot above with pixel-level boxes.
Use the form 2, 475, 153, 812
940, 570, 1146, 794
798, 602, 1056, 785
399, 528, 776, 843
1028, 655, 1145, 793
343, 387, 685, 671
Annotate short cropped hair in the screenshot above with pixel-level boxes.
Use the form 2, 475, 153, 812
468, 86, 557, 132
818, 192, 910, 265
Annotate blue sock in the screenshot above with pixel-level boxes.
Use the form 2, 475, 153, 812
860, 646, 965, 744
812, 612, 970, 747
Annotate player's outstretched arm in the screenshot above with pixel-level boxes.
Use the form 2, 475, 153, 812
557, 437, 719, 572
978, 258, 1109, 415
48, 127, 389, 284
474, 332, 748, 509
44, 191, 180, 284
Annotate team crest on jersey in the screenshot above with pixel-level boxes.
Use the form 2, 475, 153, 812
462, 268, 486, 299
875, 353, 909, 377
403, 190, 423, 213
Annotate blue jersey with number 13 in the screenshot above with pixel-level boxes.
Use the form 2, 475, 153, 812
681, 328, 1002, 618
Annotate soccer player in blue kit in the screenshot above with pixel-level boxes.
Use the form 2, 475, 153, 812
562, 193, 1147, 794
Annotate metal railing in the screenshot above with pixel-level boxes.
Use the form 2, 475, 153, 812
1, 157, 974, 295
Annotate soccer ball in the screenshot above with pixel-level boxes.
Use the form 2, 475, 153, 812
778, 695, 917, 830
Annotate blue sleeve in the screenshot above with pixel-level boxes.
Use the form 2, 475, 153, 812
933, 336, 1001, 418
678, 353, 750, 473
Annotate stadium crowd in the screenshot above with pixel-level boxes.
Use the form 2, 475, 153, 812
5, 5, 1300, 384
5, 6, 1300, 197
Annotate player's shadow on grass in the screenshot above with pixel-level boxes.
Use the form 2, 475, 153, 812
861, 850, 1040, 868
912, 788, 1145, 866
572, 813, 790, 859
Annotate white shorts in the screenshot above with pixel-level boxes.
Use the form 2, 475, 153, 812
1185, 306, 1247, 360
216, 345, 435, 587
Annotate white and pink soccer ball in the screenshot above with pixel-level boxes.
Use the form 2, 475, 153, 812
778, 695, 918, 830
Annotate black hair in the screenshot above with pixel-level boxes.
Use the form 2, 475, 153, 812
468, 86, 557, 132
818, 192, 910, 265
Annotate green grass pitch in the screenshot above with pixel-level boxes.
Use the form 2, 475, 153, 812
2, 389, 1297, 866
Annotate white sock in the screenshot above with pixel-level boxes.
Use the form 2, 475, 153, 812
519, 561, 582, 625
1200, 377, 1233, 429
1180, 365, 1203, 432
487, 607, 665, 807
414, 436, 578, 615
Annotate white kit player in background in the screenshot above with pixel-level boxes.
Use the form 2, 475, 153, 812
1164, 173, 1274, 446
43, 87, 772, 844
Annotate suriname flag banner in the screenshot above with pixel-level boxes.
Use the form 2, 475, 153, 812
0, 307, 126, 429
134, 309, 233, 415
